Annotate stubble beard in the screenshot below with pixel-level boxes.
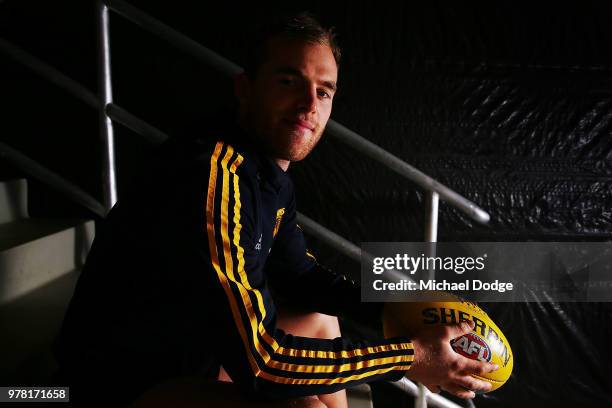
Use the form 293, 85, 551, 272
246, 110, 323, 162
282, 127, 324, 162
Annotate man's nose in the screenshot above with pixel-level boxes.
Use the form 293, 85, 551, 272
297, 85, 317, 114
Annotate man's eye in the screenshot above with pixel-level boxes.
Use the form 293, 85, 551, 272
317, 89, 331, 99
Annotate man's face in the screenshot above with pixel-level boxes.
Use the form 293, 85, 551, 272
237, 37, 338, 163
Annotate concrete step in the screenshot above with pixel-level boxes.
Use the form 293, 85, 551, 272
0, 268, 81, 383
0, 218, 94, 305
0, 178, 28, 224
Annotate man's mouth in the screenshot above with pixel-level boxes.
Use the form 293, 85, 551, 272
285, 119, 315, 132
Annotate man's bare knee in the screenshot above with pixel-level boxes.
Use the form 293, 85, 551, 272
312, 313, 341, 339
276, 309, 341, 340
290, 396, 327, 408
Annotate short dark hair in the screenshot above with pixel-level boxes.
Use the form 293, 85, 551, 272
243, 12, 341, 78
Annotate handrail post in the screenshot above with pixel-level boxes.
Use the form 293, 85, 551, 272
424, 191, 439, 244
96, 0, 118, 211
416, 190, 440, 408
425, 190, 439, 282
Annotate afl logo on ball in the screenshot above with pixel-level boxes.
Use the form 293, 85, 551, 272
451, 333, 492, 363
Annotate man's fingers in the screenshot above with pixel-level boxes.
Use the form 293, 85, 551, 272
441, 383, 476, 399
445, 320, 475, 339
450, 375, 492, 393
461, 357, 499, 376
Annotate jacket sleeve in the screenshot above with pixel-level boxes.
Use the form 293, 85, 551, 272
201, 142, 414, 400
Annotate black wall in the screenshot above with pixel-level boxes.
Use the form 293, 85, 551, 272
2, 1, 612, 407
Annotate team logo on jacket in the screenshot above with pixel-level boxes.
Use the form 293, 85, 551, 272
273, 208, 285, 238
451, 332, 492, 363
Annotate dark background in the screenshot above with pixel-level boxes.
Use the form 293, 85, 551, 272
2, 1, 612, 407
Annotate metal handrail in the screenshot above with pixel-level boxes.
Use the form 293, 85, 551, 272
104, 0, 242, 77
392, 378, 463, 408
102, 0, 490, 225
0, 38, 99, 109
326, 123, 489, 224
0, 142, 106, 218
0, 40, 168, 149
105, 103, 168, 145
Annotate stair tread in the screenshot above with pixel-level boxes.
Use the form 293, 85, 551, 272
0, 218, 93, 251
0, 269, 80, 383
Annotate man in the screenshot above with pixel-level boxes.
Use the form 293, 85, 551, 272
55, 12, 497, 408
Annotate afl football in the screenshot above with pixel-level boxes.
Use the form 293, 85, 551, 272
383, 298, 513, 392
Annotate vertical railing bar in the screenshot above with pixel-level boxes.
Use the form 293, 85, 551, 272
96, 0, 118, 211
425, 191, 439, 283
416, 191, 440, 408
416, 383, 429, 408
425, 191, 439, 244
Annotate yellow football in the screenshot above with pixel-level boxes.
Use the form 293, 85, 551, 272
383, 298, 513, 392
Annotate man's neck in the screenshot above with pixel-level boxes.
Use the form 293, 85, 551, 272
237, 116, 290, 172
275, 159, 290, 172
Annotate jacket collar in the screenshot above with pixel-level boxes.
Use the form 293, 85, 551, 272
222, 121, 289, 192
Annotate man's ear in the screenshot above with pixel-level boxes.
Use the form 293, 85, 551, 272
234, 72, 251, 109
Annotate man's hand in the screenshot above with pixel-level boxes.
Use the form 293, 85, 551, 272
406, 320, 499, 399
